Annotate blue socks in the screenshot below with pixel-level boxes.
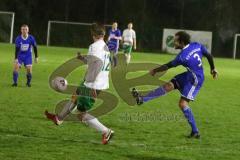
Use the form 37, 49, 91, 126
142, 86, 166, 102
182, 106, 198, 133
13, 71, 18, 84
13, 71, 32, 85
26, 73, 32, 85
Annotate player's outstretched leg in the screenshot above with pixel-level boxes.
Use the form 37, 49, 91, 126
26, 66, 32, 87
44, 95, 76, 125
179, 98, 200, 139
132, 82, 174, 105
80, 113, 114, 145
45, 110, 62, 125
57, 100, 76, 121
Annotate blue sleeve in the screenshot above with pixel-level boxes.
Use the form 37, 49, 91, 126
30, 36, 37, 47
201, 44, 209, 56
117, 30, 121, 36
201, 44, 215, 70
15, 37, 20, 48
170, 54, 182, 67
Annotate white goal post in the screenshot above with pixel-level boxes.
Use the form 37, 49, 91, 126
0, 11, 15, 43
233, 33, 240, 59
46, 20, 111, 46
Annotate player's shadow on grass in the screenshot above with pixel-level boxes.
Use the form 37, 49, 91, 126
125, 154, 183, 160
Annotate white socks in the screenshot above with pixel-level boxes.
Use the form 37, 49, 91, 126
82, 113, 108, 134
125, 54, 131, 64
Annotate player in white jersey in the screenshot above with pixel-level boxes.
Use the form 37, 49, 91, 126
122, 22, 136, 64
45, 23, 114, 145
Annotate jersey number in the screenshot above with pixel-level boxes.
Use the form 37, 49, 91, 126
102, 54, 110, 71
193, 53, 202, 67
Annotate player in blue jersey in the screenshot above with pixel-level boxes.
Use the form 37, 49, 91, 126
132, 31, 218, 138
107, 22, 122, 67
12, 24, 38, 87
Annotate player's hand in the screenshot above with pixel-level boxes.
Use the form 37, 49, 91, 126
110, 35, 116, 39
211, 69, 218, 79
71, 94, 77, 103
149, 69, 156, 76
77, 52, 85, 61
134, 46, 137, 50
14, 59, 18, 64
35, 57, 38, 63
91, 89, 97, 98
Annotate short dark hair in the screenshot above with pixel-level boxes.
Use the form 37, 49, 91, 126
21, 24, 28, 28
175, 31, 190, 45
91, 23, 105, 37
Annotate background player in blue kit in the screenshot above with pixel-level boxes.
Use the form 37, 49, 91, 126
107, 22, 122, 67
132, 31, 218, 138
12, 24, 38, 87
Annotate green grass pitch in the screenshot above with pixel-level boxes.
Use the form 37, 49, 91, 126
0, 43, 240, 160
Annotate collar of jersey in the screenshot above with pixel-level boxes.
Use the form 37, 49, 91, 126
21, 35, 29, 40
183, 44, 190, 50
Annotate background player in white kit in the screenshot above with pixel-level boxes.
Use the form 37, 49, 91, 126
45, 23, 114, 145
122, 22, 136, 64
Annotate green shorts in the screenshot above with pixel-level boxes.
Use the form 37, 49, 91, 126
76, 83, 96, 112
122, 44, 133, 54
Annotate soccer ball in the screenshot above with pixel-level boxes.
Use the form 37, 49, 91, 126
51, 77, 68, 91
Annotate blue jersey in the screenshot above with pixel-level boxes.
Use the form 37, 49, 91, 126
170, 42, 209, 79
108, 29, 121, 44
15, 34, 37, 56
169, 42, 209, 100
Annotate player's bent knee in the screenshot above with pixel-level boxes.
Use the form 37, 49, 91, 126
79, 112, 94, 122
26, 67, 32, 73
14, 64, 19, 71
178, 99, 188, 109
163, 82, 174, 92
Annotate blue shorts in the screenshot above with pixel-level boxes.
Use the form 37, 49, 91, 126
18, 54, 32, 66
107, 41, 119, 54
171, 72, 204, 101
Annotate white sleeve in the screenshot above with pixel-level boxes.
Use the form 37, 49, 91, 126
122, 30, 126, 38
88, 44, 98, 56
133, 30, 136, 39
85, 55, 103, 83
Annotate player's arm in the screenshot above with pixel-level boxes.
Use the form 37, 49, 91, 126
85, 55, 103, 98
122, 31, 125, 42
107, 30, 112, 41
115, 36, 122, 40
14, 38, 20, 63
85, 55, 103, 83
15, 46, 20, 62
118, 31, 122, 41
33, 46, 38, 59
77, 52, 87, 64
133, 38, 137, 50
203, 52, 218, 79
201, 45, 218, 79
114, 30, 122, 40
133, 31, 137, 50
150, 54, 181, 76
31, 36, 38, 63
108, 36, 111, 41
149, 61, 174, 76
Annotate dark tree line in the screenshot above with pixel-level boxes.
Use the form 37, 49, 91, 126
0, 0, 240, 57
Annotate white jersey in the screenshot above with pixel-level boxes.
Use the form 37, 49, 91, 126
122, 29, 136, 45
84, 39, 110, 90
